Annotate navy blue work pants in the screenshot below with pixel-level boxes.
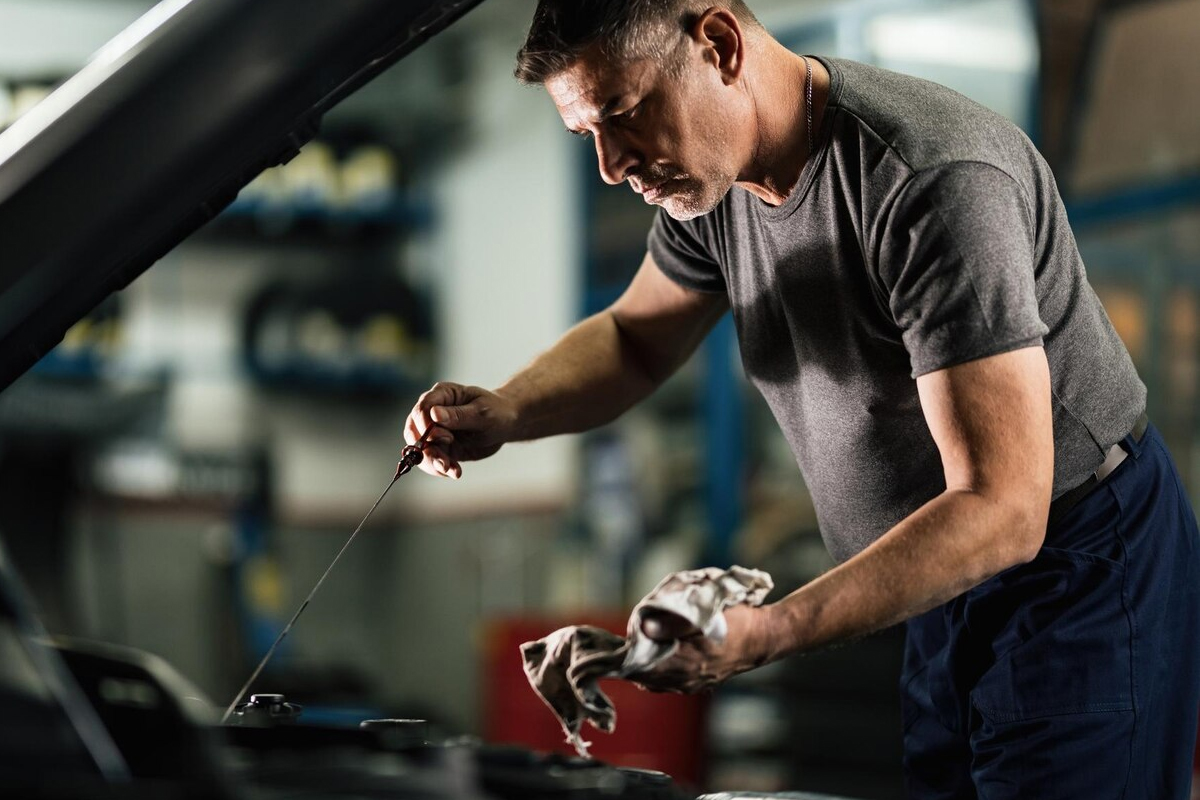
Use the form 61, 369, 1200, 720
901, 423, 1200, 799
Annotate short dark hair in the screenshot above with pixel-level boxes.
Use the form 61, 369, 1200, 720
514, 0, 760, 85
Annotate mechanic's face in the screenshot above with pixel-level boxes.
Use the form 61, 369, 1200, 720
545, 43, 741, 221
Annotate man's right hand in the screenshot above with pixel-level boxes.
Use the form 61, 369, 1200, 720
403, 382, 520, 479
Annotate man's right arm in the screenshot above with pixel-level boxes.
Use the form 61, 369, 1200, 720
404, 252, 728, 478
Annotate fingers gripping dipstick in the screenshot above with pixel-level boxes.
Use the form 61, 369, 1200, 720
395, 420, 445, 478
221, 423, 447, 725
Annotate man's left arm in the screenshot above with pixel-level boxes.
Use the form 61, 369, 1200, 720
634, 344, 1053, 692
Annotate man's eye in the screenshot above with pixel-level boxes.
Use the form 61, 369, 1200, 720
571, 129, 593, 140
621, 102, 642, 121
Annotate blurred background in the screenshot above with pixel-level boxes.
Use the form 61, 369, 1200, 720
0, 0, 1196, 797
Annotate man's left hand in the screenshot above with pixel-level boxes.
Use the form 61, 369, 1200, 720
628, 604, 779, 694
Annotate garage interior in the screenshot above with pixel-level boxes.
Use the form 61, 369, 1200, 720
0, 0, 1197, 797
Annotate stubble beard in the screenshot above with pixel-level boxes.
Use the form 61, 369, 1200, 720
658, 170, 737, 221
656, 130, 740, 221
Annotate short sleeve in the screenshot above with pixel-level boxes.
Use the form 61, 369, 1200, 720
646, 209, 726, 294
877, 162, 1049, 377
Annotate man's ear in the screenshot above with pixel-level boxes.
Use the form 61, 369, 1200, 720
690, 7, 744, 84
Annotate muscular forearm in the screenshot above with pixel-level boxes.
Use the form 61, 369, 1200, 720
764, 489, 1044, 660
496, 310, 668, 441
627, 491, 1046, 695
409, 257, 723, 478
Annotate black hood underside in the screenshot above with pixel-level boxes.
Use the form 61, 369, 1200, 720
0, 0, 483, 392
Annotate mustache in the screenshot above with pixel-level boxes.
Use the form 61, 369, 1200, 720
631, 165, 686, 186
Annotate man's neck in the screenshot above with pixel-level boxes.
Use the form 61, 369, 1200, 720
737, 48, 828, 207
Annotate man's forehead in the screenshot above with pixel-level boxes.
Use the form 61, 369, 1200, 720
545, 49, 651, 121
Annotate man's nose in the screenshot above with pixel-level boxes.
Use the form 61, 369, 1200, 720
594, 131, 639, 185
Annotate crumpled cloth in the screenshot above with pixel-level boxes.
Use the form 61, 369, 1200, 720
519, 565, 773, 757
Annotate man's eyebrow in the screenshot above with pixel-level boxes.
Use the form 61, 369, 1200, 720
564, 95, 625, 136
596, 96, 623, 122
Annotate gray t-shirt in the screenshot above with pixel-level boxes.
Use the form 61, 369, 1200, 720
647, 57, 1145, 562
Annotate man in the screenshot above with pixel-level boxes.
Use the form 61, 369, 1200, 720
405, 1, 1200, 795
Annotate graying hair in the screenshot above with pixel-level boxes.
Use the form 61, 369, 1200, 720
514, 0, 761, 85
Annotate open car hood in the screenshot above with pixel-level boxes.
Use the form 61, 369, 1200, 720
0, 0, 483, 392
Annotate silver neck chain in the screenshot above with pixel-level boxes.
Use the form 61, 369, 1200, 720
802, 55, 814, 158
